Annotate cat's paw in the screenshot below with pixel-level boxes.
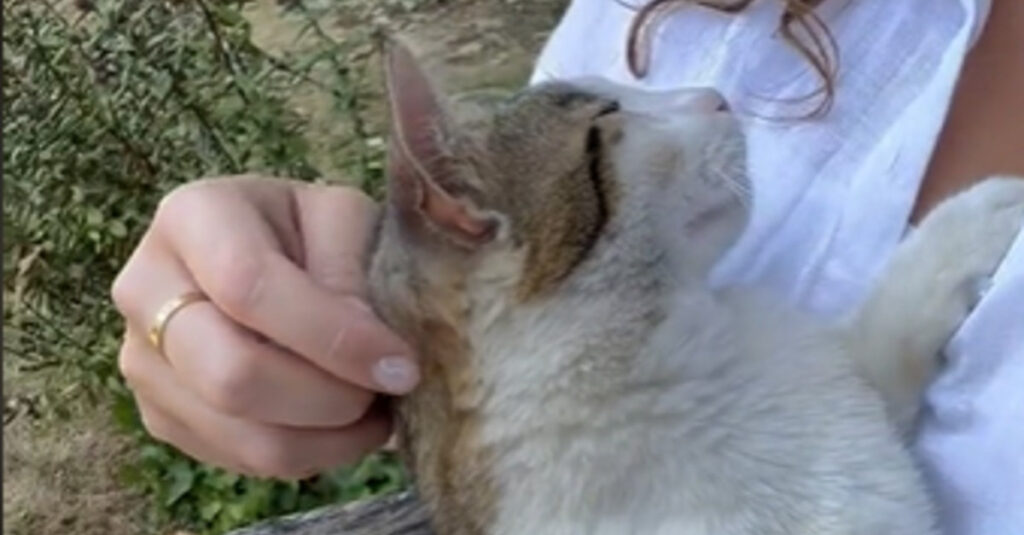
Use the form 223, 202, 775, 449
910, 175, 1024, 298
921, 175, 1024, 229
849, 176, 1024, 436
877, 175, 1024, 346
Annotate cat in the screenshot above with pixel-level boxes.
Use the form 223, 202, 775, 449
366, 38, 1024, 535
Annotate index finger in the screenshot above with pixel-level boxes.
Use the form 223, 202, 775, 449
293, 184, 377, 298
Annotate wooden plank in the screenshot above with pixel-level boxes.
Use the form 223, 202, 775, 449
226, 491, 433, 535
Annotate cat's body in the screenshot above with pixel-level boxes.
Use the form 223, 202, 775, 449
367, 39, 1024, 535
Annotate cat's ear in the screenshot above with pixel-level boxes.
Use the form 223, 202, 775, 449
382, 37, 497, 249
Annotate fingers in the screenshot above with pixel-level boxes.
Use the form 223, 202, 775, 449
136, 398, 250, 474
114, 247, 378, 427
156, 182, 419, 395
165, 301, 378, 427
120, 333, 392, 478
293, 184, 379, 297
203, 250, 419, 395
111, 177, 411, 475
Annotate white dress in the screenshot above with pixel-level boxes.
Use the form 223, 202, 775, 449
531, 1, 1023, 533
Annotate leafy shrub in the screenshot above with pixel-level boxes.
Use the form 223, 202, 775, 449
3, 1, 404, 533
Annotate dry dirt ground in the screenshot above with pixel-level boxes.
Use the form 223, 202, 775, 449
244, 0, 568, 186
2, 1, 565, 534
3, 406, 152, 535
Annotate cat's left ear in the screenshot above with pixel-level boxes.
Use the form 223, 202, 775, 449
382, 37, 497, 249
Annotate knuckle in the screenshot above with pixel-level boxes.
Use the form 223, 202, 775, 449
156, 176, 259, 223
202, 349, 258, 417
110, 256, 152, 318
109, 269, 133, 315
207, 248, 266, 318
155, 182, 209, 223
336, 186, 374, 206
154, 179, 233, 232
117, 339, 144, 384
137, 406, 173, 442
242, 435, 304, 478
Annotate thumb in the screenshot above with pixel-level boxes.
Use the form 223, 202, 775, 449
294, 184, 421, 393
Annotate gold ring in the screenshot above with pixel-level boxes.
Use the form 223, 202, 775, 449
148, 291, 207, 357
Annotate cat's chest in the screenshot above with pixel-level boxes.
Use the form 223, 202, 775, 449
411, 291, 932, 535
466, 289, 667, 416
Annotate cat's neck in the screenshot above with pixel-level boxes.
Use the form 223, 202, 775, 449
466, 248, 715, 406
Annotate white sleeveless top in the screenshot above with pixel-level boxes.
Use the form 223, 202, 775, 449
531, 1, 1024, 534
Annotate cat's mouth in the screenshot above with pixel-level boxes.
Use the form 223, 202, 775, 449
563, 76, 732, 119
623, 87, 730, 118
679, 88, 729, 113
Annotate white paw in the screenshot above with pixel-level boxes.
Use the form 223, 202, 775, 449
911, 175, 1024, 284
848, 176, 1024, 431
878, 176, 1024, 347
926, 175, 1024, 218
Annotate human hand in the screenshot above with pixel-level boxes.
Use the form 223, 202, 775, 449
111, 175, 417, 479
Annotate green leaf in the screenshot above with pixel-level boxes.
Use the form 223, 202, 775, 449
222, 501, 247, 524
140, 444, 170, 465
210, 4, 244, 26
209, 469, 241, 489
85, 207, 104, 226
165, 460, 197, 507
110, 393, 139, 431
199, 499, 223, 522
107, 219, 128, 238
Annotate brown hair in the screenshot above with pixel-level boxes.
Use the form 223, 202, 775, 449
626, 0, 839, 117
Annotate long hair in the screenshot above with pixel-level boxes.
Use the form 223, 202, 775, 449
626, 0, 839, 117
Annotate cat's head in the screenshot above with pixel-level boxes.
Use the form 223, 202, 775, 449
368, 38, 749, 339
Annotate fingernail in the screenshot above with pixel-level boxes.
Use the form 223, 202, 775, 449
373, 356, 419, 393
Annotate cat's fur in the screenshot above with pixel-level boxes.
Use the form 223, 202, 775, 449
366, 39, 1024, 535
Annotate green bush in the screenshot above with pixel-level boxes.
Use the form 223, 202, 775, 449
3, 1, 403, 533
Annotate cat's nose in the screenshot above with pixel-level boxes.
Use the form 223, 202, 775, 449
675, 88, 729, 113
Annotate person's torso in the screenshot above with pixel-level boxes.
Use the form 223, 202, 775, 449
530, 3, 1024, 534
